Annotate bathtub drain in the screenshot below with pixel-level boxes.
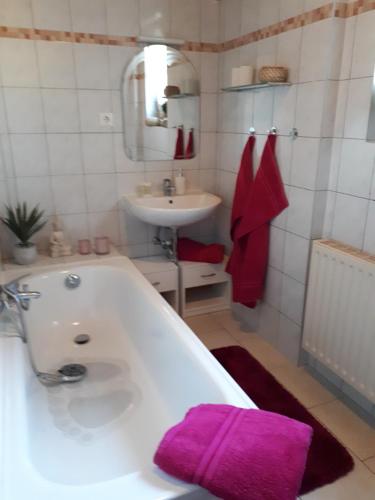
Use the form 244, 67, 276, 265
74, 334, 90, 345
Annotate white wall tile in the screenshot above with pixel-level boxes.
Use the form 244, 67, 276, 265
108, 46, 137, 90
333, 80, 349, 138
276, 28, 302, 84
74, 44, 110, 90
59, 213, 89, 247
221, 0, 241, 41
344, 77, 372, 139
275, 135, 292, 184
253, 88, 274, 132
10, 134, 49, 177
280, 274, 305, 325
201, 53, 218, 94
295, 81, 325, 137
201, 0, 219, 43
47, 134, 83, 175
256, 37, 277, 74
37, 41, 75, 89
119, 209, 148, 245
259, 302, 280, 347
258, 0, 279, 27
113, 133, 142, 172
106, 0, 139, 36
1, 0, 33, 27
0, 39, 39, 87
51, 175, 87, 214
351, 10, 375, 78
140, 0, 170, 37
16, 176, 53, 215
269, 226, 285, 271
201, 93, 217, 133
264, 266, 283, 310
240, 0, 259, 35
331, 193, 368, 247
78, 90, 113, 132
85, 173, 117, 212
286, 186, 314, 238
337, 140, 375, 198
32, 0, 71, 31
278, 314, 301, 364
283, 232, 310, 283
116, 172, 145, 196
339, 16, 356, 80
273, 85, 297, 134
70, 0, 107, 34
299, 19, 333, 82
82, 133, 114, 173
200, 133, 217, 170
280, 0, 303, 20
42, 89, 80, 133
88, 210, 120, 245
363, 201, 375, 254
4, 88, 44, 133
217, 169, 236, 208
171, 0, 200, 41
290, 137, 320, 190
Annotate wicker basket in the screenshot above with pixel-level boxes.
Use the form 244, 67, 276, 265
258, 66, 288, 83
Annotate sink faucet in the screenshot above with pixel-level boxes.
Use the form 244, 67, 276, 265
163, 178, 176, 197
0, 274, 41, 342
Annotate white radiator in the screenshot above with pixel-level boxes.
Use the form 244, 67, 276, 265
302, 239, 375, 403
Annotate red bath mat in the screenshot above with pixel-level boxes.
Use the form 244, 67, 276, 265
211, 345, 354, 495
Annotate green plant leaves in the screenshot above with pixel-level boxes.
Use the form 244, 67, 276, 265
0, 202, 47, 246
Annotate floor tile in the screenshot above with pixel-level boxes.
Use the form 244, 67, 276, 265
271, 364, 336, 409
302, 454, 375, 500
364, 456, 375, 474
184, 313, 223, 335
310, 400, 375, 460
195, 328, 239, 350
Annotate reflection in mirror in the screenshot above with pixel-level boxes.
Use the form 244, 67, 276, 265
122, 45, 200, 161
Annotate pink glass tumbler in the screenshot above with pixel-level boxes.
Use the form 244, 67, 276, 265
95, 236, 110, 255
78, 239, 91, 255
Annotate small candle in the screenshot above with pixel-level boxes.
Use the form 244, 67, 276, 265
78, 239, 91, 255
95, 236, 110, 255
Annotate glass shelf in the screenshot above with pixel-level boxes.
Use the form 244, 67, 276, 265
221, 82, 291, 92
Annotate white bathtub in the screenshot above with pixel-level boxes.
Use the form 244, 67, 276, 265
0, 256, 254, 500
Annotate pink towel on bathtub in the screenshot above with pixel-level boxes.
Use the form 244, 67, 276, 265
154, 404, 313, 500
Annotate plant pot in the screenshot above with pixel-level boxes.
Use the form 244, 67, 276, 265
13, 243, 37, 265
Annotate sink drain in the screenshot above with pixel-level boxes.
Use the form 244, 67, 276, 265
74, 334, 90, 345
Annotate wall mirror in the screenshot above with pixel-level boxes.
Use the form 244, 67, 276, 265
122, 44, 200, 161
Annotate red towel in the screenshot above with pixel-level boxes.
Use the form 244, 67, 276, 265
177, 237, 224, 264
174, 127, 185, 160
154, 404, 313, 500
185, 129, 194, 159
226, 134, 288, 307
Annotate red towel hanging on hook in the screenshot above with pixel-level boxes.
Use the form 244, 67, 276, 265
226, 133, 288, 308
174, 126, 185, 159
185, 129, 194, 159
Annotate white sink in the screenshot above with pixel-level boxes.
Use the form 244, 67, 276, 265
124, 192, 222, 227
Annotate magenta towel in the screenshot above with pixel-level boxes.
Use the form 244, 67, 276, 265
154, 404, 313, 500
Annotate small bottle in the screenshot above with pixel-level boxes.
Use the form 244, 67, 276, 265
175, 169, 186, 195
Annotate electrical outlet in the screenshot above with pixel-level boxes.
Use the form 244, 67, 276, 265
99, 112, 113, 127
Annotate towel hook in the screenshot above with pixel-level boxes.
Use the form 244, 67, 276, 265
268, 126, 277, 135
249, 127, 256, 136
289, 127, 298, 140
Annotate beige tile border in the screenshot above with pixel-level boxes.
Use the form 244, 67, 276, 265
0, 0, 373, 53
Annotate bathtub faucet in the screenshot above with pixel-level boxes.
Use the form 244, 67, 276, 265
0, 274, 41, 342
1, 274, 41, 311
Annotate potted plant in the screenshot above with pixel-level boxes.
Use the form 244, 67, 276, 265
1, 203, 47, 265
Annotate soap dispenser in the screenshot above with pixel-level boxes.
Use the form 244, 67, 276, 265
175, 169, 186, 195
